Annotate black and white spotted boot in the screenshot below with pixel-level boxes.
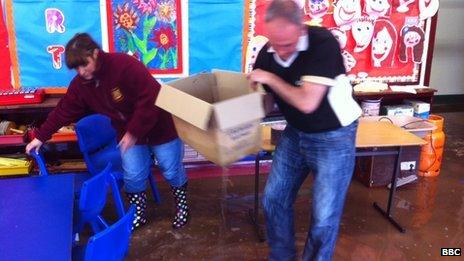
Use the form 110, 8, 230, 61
126, 192, 147, 230
171, 183, 190, 229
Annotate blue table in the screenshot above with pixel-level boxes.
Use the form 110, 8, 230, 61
0, 174, 74, 260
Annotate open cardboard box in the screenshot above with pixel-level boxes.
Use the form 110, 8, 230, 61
156, 70, 265, 166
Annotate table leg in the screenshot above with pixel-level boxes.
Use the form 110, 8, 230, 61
248, 152, 266, 242
373, 146, 406, 233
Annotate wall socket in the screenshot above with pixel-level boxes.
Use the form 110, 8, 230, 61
401, 161, 416, 171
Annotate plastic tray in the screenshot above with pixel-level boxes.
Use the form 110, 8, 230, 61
0, 157, 31, 176
0, 134, 26, 145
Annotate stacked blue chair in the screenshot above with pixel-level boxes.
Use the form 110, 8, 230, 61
73, 205, 136, 261
74, 163, 112, 236
75, 114, 161, 218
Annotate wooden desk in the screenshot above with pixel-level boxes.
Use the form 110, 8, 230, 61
0, 174, 74, 260
251, 121, 426, 241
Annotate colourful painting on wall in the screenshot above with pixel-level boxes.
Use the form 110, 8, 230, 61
105, 0, 188, 77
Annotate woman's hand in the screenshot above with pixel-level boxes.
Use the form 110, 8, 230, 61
118, 132, 137, 154
25, 138, 44, 155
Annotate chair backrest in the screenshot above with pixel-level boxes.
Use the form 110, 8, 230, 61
78, 163, 111, 223
30, 150, 49, 176
83, 205, 136, 261
75, 114, 122, 175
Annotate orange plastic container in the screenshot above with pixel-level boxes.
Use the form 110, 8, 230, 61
418, 115, 445, 177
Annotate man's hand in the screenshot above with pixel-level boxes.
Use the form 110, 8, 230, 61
25, 138, 43, 155
118, 132, 137, 154
247, 69, 276, 87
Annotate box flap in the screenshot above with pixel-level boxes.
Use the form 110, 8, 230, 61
213, 92, 264, 130
156, 84, 212, 130
166, 73, 217, 103
212, 69, 254, 101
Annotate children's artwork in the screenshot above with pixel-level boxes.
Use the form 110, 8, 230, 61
333, 0, 362, 31
304, 0, 332, 25
399, 23, 425, 63
330, 27, 348, 48
364, 0, 392, 18
351, 16, 375, 52
105, 0, 188, 77
6, 0, 102, 89
395, 0, 416, 13
371, 19, 397, 67
243, 0, 439, 84
418, 0, 439, 20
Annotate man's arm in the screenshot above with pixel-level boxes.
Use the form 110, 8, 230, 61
248, 69, 328, 114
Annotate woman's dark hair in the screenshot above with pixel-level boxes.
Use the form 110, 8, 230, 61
65, 33, 100, 69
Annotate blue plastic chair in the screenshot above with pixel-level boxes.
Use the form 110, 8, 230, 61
75, 114, 161, 219
73, 205, 136, 261
74, 163, 112, 236
30, 150, 48, 176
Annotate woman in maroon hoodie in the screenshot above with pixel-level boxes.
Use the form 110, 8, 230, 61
26, 33, 189, 230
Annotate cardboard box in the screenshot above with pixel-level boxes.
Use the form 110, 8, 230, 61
381, 105, 414, 116
403, 100, 430, 119
156, 70, 265, 166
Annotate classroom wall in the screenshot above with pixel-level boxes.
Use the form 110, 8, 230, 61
429, 0, 464, 95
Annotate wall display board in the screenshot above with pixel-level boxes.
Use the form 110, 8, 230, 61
5, 0, 103, 89
243, 0, 439, 85
105, 0, 188, 78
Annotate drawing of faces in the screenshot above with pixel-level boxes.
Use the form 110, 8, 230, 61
351, 17, 375, 52
305, 0, 330, 19
330, 28, 348, 49
403, 30, 421, 47
364, 0, 391, 18
372, 27, 393, 67
334, 0, 362, 31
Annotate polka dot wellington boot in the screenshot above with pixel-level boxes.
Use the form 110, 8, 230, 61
171, 183, 190, 229
126, 192, 147, 230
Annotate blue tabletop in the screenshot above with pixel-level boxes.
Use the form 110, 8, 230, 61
0, 174, 74, 261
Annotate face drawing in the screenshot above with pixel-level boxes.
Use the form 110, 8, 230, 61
330, 28, 347, 49
305, 0, 330, 19
351, 17, 375, 52
372, 27, 393, 67
403, 30, 421, 47
334, 0, 362, 30
365, 0, 391, 18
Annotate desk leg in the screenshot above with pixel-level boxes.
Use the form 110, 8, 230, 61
373, 146, 406, 233
248, 153, 266, 242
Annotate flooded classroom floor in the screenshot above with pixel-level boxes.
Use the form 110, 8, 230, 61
99, 111, 463, 260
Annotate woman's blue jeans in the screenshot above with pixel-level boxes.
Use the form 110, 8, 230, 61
263, 121, 358, 261
121, 138, 187, 193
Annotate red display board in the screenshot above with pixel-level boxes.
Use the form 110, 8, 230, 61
243, 0, 439, 85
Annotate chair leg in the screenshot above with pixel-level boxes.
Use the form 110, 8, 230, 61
110, 173, 126, 218
89, 217, 108, 233
148, 174, 161, 204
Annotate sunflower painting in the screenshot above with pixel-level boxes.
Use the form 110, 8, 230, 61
106, 0, 187, 77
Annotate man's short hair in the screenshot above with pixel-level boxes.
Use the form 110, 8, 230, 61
265, 0, 303, 25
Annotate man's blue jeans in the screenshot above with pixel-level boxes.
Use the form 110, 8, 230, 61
121, 138, 187, 193
263, 121, 358, 261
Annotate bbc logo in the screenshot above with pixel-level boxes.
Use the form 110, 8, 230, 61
441, 248, 461, 256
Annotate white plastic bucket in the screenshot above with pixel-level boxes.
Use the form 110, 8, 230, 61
361, 99, 381, 116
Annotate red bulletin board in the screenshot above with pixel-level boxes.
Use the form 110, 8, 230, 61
243, 0, 439, 85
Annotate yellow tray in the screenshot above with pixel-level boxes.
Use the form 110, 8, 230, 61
0, 157, 32, 176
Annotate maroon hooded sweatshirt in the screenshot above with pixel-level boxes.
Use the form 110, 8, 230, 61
35, 50, 178, 145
